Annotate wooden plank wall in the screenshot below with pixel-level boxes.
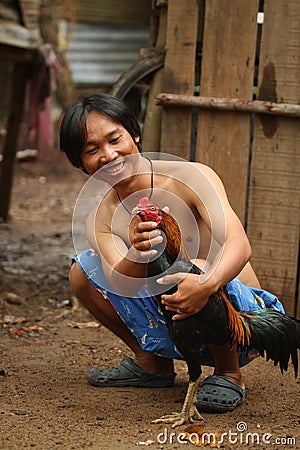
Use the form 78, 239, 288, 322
145, 0, 299, 317
246, 0, 300, 316
195, 0, 258, 222
160, 0, 198, 160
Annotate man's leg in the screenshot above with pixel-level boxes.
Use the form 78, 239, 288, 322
209, 343, 244, 388
196, 343, 246, 413
69, 262, 174, 375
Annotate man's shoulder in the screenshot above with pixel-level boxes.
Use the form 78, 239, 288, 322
191, 162, 219, 180
153, 158, 217, 180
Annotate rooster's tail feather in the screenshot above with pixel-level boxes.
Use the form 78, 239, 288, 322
219, 290, 251, 349
240, 309, 300, 377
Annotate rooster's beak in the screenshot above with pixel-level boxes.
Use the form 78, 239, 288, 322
131, 205, 142, 216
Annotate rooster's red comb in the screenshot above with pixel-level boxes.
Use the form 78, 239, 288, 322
137, 197, 151, 207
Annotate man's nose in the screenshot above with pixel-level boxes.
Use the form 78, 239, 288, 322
99, 145, 118, 163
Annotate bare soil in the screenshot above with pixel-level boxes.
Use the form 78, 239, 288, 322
0, 156, 299, 449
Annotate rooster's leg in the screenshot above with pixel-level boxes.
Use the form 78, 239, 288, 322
152, 378, 204, 428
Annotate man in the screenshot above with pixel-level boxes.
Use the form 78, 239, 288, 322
60, 93, 284, 413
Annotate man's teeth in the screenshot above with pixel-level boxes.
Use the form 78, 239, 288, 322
105, 162, 124, 173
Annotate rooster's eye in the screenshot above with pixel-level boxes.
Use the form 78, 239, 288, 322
150, 206, 156, 210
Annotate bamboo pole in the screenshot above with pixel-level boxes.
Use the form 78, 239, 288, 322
156, 93, 300, 117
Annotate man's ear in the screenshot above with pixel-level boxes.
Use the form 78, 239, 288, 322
134, 136, 142, 153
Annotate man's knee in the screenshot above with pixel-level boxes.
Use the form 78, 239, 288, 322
69, 262, 89, 293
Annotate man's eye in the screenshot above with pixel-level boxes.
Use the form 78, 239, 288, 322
111, 136, 121, 144
86, 147, 97, 155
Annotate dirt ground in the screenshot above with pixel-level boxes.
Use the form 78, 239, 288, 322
0, 155, 299, 450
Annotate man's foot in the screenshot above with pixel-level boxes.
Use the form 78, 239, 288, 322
214, 370, 244, 389
87, 356, 176, 388
196, 374, 245, 413
134, 352, 174, 375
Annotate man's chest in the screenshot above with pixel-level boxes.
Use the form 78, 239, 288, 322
110, 198, 212, 261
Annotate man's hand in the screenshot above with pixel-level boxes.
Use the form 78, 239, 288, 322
157, 272, 214, 320
128, 215, 163, 261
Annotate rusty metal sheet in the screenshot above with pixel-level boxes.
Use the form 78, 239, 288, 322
0, 21, 40, 48
0, 0, 41, 49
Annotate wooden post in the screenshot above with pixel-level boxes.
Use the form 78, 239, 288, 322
159, 0, 198, 159
155, 93, 300, 117
0, 62, 29, 221
246, 0, 300, 317
142, 1, 167, 153
195, 0, 259, 223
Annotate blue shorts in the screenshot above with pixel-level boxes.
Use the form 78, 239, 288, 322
74, 249, 285, 366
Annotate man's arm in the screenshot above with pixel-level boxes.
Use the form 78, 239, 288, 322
157, 164, 252, 319
86, 209, 162, 296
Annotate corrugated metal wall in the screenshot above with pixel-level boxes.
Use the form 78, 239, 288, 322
67, 24, 150, 85
66, 1, 151, 86
72, 0, 151, 26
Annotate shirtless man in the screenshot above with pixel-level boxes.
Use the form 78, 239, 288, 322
60, 93, 284, 413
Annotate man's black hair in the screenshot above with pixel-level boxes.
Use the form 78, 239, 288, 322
60, 93, 141, 171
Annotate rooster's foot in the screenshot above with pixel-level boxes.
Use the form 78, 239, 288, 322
152, 405, 203, 428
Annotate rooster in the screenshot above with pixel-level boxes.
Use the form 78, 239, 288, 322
132, 197, 300, 427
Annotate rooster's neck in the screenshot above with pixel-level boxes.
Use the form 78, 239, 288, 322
148, 251, 173, 278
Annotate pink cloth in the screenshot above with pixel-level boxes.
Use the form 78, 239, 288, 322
27, 44, 58, 157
